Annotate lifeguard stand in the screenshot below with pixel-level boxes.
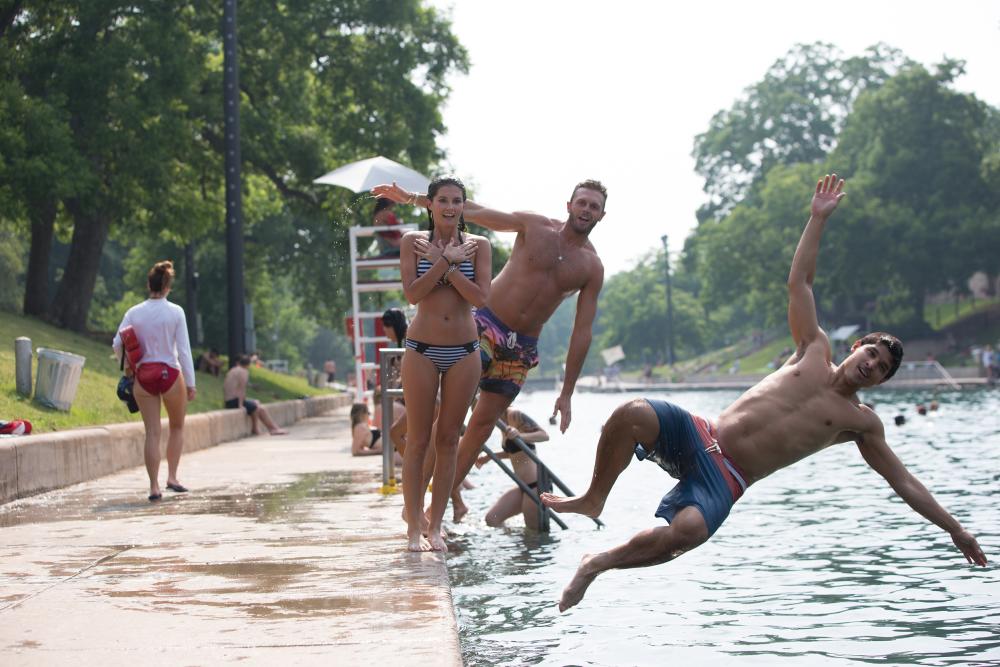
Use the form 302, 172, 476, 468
348, 223, 417, 403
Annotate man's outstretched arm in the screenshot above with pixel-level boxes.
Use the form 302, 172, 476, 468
787, 174, 845, 349
857, 422, 987, 566
370, 183, 530, 233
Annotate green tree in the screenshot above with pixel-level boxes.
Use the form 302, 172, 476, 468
692, 42, 910, 220
2, 1, 212, 329
831, 61, 1000, 332
690, 164, 824, 332
2, 1, 469, 340
594, 251, 708, 365
192, 0, 469, 325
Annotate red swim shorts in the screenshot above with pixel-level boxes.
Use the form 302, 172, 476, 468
136, 363, 180, 396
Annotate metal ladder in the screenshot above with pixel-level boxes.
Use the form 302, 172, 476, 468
348, 223, 416, 403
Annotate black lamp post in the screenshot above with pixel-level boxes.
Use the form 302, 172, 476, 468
224, 0, 245, 364
661, 234, 675, 366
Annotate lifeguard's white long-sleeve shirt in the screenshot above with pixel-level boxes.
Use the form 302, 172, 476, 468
112, 298, 196, 388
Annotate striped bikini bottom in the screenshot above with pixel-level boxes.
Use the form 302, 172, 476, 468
405, 339, 480, 374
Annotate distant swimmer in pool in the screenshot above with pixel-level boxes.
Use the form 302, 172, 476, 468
542, 175, 987, 612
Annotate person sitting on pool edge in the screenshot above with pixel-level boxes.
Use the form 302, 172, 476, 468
541, 174, 987, 612
223, 355, 288, 436
350, 402, 384, 456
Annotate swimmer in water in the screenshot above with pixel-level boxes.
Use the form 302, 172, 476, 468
542, 175, 987, 612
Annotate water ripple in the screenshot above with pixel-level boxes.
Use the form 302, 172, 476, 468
453, 389, 1000, 666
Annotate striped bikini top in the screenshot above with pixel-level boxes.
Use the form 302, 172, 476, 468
415, 232, 475, 283
416, 257, 475, 282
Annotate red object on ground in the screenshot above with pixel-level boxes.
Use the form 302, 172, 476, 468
0, 419, 32, 435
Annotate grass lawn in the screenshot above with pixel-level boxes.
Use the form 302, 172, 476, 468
738, 336, 795, 373
926, 297, 1000, 331
0, 313, 335, 433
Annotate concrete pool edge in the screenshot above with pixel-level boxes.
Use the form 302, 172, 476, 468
0, 407, 464, 666
0, 393, 354, 505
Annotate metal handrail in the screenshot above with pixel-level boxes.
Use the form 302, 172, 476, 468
379, 348, 404, 494
495, 418, 605, 529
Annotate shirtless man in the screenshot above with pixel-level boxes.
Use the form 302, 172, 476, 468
223, 355, 287, 436
541, 174, 987, 612
372, 179, 606, 507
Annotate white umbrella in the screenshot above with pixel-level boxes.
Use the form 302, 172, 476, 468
313, 156, 430, 194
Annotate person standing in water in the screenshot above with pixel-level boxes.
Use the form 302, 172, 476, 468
396, 176, 492, 552
474, 406, 551, 529
541, 174, 987, 612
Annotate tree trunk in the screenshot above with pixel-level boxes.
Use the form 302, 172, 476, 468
50, 202, 111, 331
904, 285, 933, 338
22, 198, 56, 318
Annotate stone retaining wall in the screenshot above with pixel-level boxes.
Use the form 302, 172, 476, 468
0, 393, 353, 504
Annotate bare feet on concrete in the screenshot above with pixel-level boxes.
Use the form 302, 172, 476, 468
407, 529, 432, 552
427, 530, 448, 552
401, 506, 445, 539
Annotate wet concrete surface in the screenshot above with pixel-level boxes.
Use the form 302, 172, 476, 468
0, 411, 461, 666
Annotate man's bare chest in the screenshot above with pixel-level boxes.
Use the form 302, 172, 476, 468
512, 244, 588, 292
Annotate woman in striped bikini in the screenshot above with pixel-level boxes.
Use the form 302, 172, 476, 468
396, 176, 492, 552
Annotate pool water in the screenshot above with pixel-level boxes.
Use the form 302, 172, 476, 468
449, 389, 1000, 666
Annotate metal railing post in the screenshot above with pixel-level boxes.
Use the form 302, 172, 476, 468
536, 460, 551, 531
379, 347, 404, 494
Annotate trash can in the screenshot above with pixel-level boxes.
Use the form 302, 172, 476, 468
34, 347, 86, 411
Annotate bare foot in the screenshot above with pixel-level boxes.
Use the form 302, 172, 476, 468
402, 506, 432, 536
427, 530, 448, 552
269, 428, 288, 435
407, 531, 432, 552
559, 553, 599, 612
461, 478, 475, 490
541, 492, 603, 518
452, 494, 469, 523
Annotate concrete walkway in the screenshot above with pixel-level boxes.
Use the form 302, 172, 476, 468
0, 408, 461, 666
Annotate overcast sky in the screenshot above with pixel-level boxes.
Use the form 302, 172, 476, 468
429, 0, 1000, 276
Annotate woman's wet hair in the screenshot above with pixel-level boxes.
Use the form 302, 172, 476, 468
381, 307, 408, 343
350, 402, 369, 426
426, 175, 467, 240
148, 260, 175, 293
373, 197, 395, 216
857, 332, 904, 381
